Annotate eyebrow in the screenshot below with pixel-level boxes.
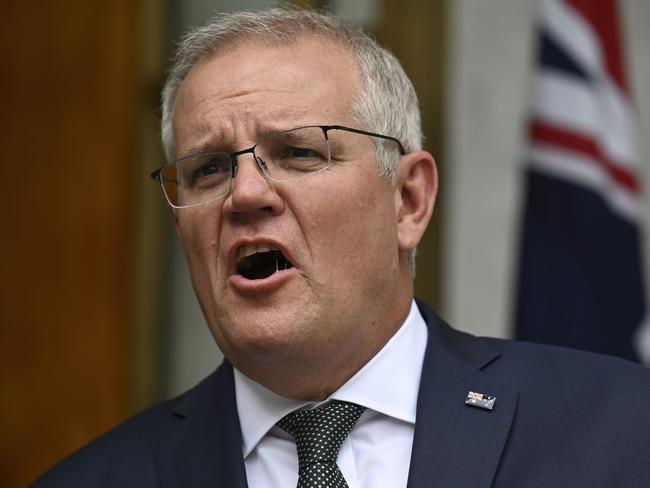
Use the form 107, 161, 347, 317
183, 142, 221, 158
178, 124, 313, 159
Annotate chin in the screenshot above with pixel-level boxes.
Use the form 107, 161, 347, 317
212, 308, 312, 360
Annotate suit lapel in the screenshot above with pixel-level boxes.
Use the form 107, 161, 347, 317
407, 303, 518, 488
153, 362, 249, 488
147, 303, 515, 488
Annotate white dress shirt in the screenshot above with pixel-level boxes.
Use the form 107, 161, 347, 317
234, 300, 428, 488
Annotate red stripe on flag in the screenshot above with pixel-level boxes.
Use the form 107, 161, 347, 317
566, 0, 628, 92
530, 119, 639, 193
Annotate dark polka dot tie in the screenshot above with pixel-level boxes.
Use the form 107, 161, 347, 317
278, 400, 366, 488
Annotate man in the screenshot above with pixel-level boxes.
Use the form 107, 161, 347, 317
33, 7, 650, 487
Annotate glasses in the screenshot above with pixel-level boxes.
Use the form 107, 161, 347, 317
150, 125, 405, 208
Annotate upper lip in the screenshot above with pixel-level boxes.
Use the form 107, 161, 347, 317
227, 237, 296, 276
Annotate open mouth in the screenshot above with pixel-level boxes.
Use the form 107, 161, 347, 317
236, 244, 294, 280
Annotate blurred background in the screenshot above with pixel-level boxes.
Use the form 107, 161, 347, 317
1, 0, 648, 486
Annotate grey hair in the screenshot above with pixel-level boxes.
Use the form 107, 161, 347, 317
160, 7, 422, 271
161, 7, 422, 174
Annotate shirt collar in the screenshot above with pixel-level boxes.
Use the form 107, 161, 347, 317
234, 300, 428, 458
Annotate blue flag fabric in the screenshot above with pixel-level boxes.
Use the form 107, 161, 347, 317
514, 0, 648, 363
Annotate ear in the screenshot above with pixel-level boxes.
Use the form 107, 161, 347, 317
394, 150, 438, 253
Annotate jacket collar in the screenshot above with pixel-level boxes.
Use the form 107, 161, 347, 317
154, 362, 249, 488
407, 300, 518, 488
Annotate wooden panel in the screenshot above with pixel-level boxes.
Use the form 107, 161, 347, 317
129, 0, 169, 415
0, 2, 137, 486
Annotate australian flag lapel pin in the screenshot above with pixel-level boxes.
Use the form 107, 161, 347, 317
465, 391, 496, 411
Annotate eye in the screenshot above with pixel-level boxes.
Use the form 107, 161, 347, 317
195, 162, 224, 177
257, 127, 331, 176
274, 145, 328, 173
287, 146, 323, 159
186, 154, 231, 185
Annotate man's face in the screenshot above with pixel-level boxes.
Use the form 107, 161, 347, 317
171, 38, 413, 396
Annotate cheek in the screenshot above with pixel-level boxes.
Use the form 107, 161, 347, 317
177, 209, 222, 273
301, 181, 397, 276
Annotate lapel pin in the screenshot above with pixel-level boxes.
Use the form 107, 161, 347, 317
465, 391, 496, 411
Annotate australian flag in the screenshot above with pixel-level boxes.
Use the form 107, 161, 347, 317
514, 0, 650, 364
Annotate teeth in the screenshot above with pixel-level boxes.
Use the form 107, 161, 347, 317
236, 243, 278, 264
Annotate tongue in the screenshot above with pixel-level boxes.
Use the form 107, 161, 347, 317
238, 250, 292, 280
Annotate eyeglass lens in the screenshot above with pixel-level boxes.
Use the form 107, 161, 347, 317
159, 126, 331, 208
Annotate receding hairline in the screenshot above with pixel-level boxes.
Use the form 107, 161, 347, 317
183, 31, 362, 86
170, 35, 365, 157
162, 7, 422, 169
186, 24, 362, 73
166, 31, 367, 158
196, 25, 360, 56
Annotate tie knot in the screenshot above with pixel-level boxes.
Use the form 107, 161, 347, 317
278, 400, 366, 465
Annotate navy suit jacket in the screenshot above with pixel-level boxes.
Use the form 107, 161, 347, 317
32, 302, 650, 487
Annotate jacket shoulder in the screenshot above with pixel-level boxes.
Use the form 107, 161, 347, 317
29, 372, 219, 488
485, 339, 650, 484
484, 335, 650, 393
419, 304, 650, 485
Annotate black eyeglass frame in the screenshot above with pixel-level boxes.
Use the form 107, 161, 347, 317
150, 124, 406, 206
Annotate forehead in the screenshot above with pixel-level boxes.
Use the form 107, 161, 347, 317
172, 37, 362, 155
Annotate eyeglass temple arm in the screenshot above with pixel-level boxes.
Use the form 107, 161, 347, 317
323, 125, 406, 155
150, 169, 179, 185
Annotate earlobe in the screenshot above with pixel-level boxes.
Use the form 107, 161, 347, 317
395, 151, 438, 252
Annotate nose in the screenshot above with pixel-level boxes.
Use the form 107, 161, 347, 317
222, 154, 285, 218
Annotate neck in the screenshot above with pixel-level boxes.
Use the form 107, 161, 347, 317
232, 295, 413, 401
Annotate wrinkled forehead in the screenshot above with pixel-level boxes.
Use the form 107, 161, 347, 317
171, 36, 364, 155
177, 31, 364, 106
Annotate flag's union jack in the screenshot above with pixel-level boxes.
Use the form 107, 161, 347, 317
514, 0, 650, 363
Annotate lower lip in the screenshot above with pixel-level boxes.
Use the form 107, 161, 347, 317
228, 267, 298, 294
